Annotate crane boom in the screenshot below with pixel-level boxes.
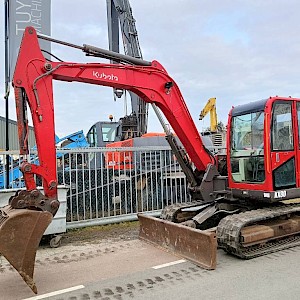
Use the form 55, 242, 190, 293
107, 0, 148, 136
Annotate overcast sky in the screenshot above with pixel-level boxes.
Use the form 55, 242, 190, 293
1, 0, 300, 137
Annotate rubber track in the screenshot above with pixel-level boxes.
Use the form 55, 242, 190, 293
217, 203, 300, 259
160, 201, 201, 221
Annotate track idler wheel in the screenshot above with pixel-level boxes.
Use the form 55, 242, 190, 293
0, 205, 52, 294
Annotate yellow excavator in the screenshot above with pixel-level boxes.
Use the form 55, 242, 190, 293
199, 97, 225, 150
199, 97, 218, 132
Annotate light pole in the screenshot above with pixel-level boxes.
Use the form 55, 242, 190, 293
4, 0, 10, 189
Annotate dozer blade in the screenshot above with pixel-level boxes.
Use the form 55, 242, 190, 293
138, 214, 217, 269
0, 205, 52, 294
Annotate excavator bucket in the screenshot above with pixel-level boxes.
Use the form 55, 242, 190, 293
138, 214, 217, 269
0, 205, 52, 294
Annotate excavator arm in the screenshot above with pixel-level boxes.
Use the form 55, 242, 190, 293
14, 26, 214, 184
0, 27, 216, 293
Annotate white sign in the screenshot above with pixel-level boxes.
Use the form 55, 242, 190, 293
8, 0, 51, 78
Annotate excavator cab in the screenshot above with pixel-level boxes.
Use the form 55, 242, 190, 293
86, 121, 119, 148
228, 96, 300, 202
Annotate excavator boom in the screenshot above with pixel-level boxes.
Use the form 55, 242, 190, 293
0, 27, 216, 293
13, 27, 214, 173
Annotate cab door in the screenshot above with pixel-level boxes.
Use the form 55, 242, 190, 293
295, 102, 300, 187
270, 101, 298, 190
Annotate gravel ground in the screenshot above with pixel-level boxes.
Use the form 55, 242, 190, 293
40, 221, 140, 248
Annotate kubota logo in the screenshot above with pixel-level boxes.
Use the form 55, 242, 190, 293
93, 71, 118, 81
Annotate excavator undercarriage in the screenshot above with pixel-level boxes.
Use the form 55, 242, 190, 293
218, 203, 300, 258
139, 200, 300, 269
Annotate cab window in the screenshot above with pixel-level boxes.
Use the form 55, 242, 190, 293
230, 111, 265, 183
271, 102, 293, 151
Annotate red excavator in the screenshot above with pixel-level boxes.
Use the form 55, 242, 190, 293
1, 27, 300, 293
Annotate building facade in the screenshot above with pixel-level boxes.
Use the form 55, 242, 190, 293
0, 116, 35, 150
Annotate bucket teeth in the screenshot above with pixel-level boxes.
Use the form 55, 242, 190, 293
0, 205, 52, 294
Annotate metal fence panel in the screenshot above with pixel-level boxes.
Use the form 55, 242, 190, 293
0, 147, 190, 228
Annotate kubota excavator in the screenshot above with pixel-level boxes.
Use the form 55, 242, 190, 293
1, 27, 300, 294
